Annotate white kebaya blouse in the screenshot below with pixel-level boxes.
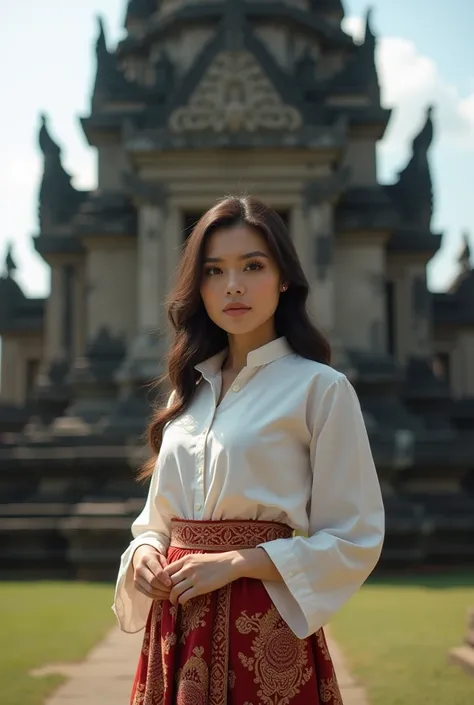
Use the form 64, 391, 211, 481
113, 336, 385, 640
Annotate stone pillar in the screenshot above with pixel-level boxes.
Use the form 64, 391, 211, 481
85, 238, 137, 343
113, 203, 169, 391
291, 198, 348, 370
108, 200, 173, 437
34, 258, 84, 423
44, 265, 65, 364
394, 263, 432, 364
0, 338, 21, 405
163, 205, 182, 295
137, 205, 166, 331
451, 332, 474, 398
290, 204, 310, 278
294, 201, 335, 338
334, 236, 387, 354
73, 262, 87, 359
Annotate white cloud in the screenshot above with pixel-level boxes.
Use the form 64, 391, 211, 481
342, 17, 365, 44
342, 16, 474, 157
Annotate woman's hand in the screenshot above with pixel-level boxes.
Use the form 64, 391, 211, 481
165, 552, 239, 606
132, 545, 173, 601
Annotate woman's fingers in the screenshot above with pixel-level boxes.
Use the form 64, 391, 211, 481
146, 554, 173, 588
134, 558, 172, 598
134, 575, 170, 601
169, 578, 194, 605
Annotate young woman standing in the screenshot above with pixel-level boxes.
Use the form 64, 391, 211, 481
113, 196, 385, 704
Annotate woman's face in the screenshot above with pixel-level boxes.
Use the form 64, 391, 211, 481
200, 224, 283, 337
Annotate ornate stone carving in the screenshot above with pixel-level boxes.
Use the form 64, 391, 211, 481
169, 51, 302, 134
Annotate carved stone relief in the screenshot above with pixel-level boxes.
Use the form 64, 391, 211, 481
169, 50, 302, 133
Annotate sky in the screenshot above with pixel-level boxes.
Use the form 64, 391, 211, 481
1, 0, 473, 300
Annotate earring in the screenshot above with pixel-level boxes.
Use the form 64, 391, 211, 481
281, 284, 288, 292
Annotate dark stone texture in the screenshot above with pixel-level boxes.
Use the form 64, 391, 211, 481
123, 173, 168, 207
336, 185, 399, 231
72, 190, 137, 238
387, 228, 442, 255
314, 234, 333, 279
125, 0, 157, 21
411, 275, 431, 318
303, 165, 351, 210
124, 122, 346, 151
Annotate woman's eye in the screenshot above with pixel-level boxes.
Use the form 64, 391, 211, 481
245, 261, 263, 271
205, 266, 221, 276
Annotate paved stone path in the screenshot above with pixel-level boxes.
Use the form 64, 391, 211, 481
32, 625, 368, 705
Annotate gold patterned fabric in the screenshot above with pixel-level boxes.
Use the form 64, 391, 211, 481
169, 518, 294, 551
130, 519, 343, 705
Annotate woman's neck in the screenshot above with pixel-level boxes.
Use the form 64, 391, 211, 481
223, 323, 278, 373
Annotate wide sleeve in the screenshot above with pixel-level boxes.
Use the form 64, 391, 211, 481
257, 375, 385, 639
112, 391, 175, 633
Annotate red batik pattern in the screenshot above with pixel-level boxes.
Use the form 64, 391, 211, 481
130, 519, 343, 705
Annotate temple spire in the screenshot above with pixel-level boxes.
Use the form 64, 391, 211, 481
39, 113, 61, 159
38, 114, 82, 231
412, 104, 434, 161
93, 15, 111, 104
458, 232, 472, 273
361, 6, 378, 99
364, 8, 375, 47
392, 105, 434, 229
3, 243, 16, 278
92, 15, 135, 106
96, 16, 108, 60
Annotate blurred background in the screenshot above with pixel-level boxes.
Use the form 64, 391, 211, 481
0, 1, 473, 704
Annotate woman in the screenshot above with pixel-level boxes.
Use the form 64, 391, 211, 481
113, 196, 385, 705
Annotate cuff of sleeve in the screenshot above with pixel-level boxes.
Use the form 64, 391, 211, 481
112, 536, 166, 633
257, 537, 320, 640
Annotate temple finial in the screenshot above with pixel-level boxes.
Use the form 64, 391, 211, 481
364, 7, 375, 44
38, 113, 60, 158
412, 104, 434, 157
458, 231, 472, 270
96, 15, 108, 57
392, 104, 434, 229
37, 114, 81, 231
4, 243, 16, 278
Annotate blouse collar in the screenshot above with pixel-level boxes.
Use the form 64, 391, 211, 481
194, 336, 293, 377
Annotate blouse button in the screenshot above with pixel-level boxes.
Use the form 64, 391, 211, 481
232, 384, 241, 393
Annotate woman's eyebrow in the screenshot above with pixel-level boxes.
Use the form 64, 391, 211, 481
204, 250, 269, 263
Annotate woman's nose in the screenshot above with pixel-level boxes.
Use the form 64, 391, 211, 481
226, 273, 244, 295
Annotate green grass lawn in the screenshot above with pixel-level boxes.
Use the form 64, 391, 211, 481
0, 581, 115, 705
331, 572, 474, 705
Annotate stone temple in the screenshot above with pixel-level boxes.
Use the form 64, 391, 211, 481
1, 0, 474, 580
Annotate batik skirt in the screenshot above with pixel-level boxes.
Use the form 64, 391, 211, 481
130, 518, 343, 705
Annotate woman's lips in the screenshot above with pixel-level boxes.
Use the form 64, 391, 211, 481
223, 306, 251, 317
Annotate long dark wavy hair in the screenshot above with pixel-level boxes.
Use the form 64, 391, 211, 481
140, 195, 331, 480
